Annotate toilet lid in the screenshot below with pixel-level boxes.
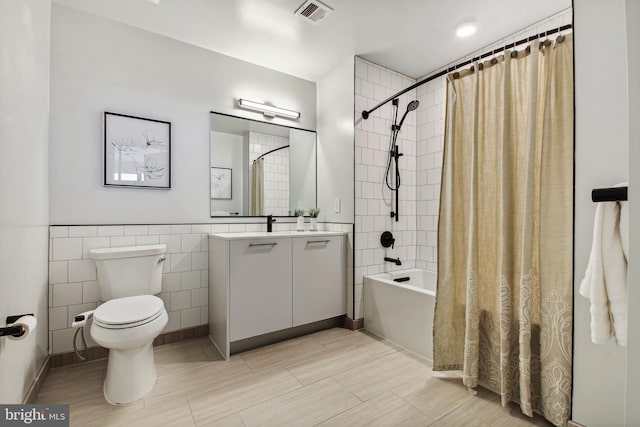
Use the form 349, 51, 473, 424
93, 295, 165, 328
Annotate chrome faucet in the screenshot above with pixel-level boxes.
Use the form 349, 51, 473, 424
384, 257, 402, 266
266, 215, 276, 232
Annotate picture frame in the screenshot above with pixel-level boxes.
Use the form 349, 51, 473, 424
211, 167, 232, 199
104, 112, 171, 188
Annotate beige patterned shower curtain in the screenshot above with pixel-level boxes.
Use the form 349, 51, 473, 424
433, 34, 573, 426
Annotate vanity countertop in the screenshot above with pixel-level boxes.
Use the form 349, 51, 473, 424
210, 231, 346, 240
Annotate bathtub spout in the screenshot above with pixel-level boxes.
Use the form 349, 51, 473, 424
384, 257, 402, 266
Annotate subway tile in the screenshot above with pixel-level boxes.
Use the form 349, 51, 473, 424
52, 238, 83, 261
163, 311, 181, 333
157, 292, 171, 311
68, 226, 98, 238
82, 281, 100, 303
49, 261, 68, 285
228, 224, 246, 233
180, 307, 201, 329
124, 225, 149, 236
52, 328, 77, 354
200, 270, 208, 288
159, 234, 181, 253
81, 237, 111, 259
191, 288, 208, 308
181, 271, 201, 290
200, 307, 208, 325
171, 224, 191, 235
170, 253, 191, 272
52, 282, 83, 307
49, 226, 69, 238
181, 234, 202, 252
68, 259, 96, 282
136, 235, 160, 245
97, 225, 124, 237
49, 307, 68, 331
110, 236, 136, 247
162, 272, 181, 292
192, 252, 208, 270
191, 224, 210, 234
210, 224, 230, 233
149, 225, 171, 235
171, 290, 191, 311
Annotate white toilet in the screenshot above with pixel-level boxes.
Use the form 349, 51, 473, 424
89, 244, 168, 405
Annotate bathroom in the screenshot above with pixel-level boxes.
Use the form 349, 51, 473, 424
0, 0, 638, 426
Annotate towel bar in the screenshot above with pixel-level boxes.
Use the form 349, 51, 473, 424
591, 186, 628, 202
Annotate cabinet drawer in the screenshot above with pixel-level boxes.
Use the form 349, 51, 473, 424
229, 239, 292, 341
292, 236, 346, 326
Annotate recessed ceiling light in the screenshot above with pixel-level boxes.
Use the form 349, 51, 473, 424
456, 22, 477, 38
147, 0, 161, 5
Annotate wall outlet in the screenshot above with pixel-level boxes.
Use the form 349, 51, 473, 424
334, 198, 341, 213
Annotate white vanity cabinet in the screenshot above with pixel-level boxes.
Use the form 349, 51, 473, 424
229, 238, 292, 341
292, 236, 346, 327
209, 231, 346, 359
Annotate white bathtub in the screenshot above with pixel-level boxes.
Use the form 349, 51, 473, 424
364, 269, 436, 361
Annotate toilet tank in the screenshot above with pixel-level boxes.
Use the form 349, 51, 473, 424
89, 244, 166, 301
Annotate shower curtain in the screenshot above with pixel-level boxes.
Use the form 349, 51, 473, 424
250, 158, 264, 216
433, 34, 573, 426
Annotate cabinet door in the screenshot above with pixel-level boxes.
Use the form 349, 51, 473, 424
229, 239, 292, 341
292, 236, 346, 326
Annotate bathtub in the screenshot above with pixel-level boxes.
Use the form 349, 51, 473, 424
363, 269, 436, 361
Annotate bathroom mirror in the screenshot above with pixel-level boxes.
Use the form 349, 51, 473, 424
210, 112, 316, 217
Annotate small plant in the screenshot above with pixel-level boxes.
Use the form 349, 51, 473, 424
294, 208, 305, 217
308, 208, 320, 218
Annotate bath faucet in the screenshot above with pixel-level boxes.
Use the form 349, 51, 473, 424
266, 215, 276, 232
384, 257, 402, 266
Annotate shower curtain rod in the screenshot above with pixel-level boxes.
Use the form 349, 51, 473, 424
361, 23, 573, 120
254, 145, 290, 161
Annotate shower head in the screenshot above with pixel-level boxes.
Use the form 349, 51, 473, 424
407, 100, 419, 112
396, 100, 420, 130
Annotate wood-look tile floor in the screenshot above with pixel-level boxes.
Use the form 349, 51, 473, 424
36, 328, 553, 427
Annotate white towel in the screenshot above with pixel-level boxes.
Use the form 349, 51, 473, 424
579, 199, 628, 347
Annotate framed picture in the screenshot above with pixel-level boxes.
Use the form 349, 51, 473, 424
211, 167, 232, 199
104, 112, 171, 188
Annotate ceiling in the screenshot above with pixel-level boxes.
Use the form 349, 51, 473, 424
52, 0, 571, 82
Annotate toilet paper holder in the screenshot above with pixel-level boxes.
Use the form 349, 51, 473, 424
0, 313, 33, 338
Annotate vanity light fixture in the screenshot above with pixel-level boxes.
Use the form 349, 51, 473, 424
456, 22, 477, 38
237, 99, 300, 120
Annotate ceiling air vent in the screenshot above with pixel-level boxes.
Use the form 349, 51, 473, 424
295, 0, 333, 25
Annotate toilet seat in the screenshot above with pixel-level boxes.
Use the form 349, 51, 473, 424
93, 295, 165, 330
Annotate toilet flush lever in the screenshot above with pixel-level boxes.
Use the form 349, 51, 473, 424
158, 257, 167, 264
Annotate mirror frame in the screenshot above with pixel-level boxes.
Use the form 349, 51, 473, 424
209, 111, 317, 218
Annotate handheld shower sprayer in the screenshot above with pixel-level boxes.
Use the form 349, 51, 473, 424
385, 99, 419, 221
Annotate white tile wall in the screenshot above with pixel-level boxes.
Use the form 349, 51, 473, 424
249, 132, 290, 216
48, 221, 353, 354
354, 57, 418, 319
415, 75, 446, 271
48, 224, 212, 355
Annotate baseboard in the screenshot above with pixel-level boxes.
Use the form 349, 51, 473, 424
23, 356, 51, 404
230, 317, 343, 355
50, 324, 209, 368
343, 317, 364, 330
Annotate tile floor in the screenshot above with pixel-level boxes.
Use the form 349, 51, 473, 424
36, 328, 553, 426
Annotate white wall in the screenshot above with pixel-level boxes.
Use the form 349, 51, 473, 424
49, 5, 316, 225
0, 0, 50, 403
573, 1, 629, 425
317, 56, 355, 224
625, 0, 640, 424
